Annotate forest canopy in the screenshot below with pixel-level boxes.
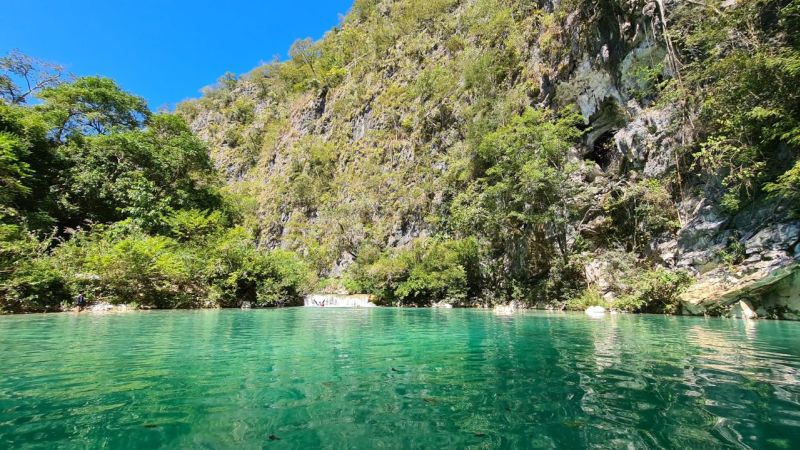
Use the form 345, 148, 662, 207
0, 54, 310, 312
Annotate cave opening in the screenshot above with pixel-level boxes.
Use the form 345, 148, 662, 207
586, 130, 616, 171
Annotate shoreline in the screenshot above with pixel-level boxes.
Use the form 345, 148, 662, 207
4, 302, 799, 321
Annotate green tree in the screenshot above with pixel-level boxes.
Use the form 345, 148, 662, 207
0, 50, 66, 105
37, 76, 150, 140
679, 0, 800, 211
451, 108, 585, 298
54, 113, 220, 228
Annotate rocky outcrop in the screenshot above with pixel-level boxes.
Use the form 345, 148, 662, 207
181, 0, 799, 318
682, 264, 800, 320
679, 222, 800, 319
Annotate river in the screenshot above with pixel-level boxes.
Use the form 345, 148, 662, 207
1, 308, 798, 449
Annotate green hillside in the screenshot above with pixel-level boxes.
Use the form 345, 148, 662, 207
2, 0, 799, 316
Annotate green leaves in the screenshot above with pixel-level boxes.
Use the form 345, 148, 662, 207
0, 62, 278, 312
52, 111, 219, 227
38, 77, 150, 139
0, 131, 32, 204
451, 108, 585, 296
603, 179, 680, 251
765, 160, 800, 215
346, 237, 479, 306
678, 0, 800, 211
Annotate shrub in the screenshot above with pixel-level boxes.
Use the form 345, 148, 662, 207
1, 257, 69, 313
613, 268, 692, 314
55, 226, 201, 308
0, 223, 68, 313
204, 228, 312, 307
566, 287, 609, 311
346, 237, 479, 306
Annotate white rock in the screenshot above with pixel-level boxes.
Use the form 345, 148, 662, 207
731, 299, 757, 320
585, 306, 607, 316
304, 294, 377, 308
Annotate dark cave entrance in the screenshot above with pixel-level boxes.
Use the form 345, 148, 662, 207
586, 130, 616, 171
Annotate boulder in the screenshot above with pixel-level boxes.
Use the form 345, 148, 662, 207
585, 306, 607, 316
681, 264, 800, 319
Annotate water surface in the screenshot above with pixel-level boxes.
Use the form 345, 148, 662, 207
1, 309, 799, 449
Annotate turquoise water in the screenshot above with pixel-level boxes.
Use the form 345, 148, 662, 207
1, 309, 799, 449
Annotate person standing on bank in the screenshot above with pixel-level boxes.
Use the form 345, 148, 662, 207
75, 292, 86, 312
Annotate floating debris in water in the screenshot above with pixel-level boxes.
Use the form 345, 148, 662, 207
268, 434, 281, 441
422, 397, 438, 405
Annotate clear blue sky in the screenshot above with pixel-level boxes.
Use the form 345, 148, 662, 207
0, 0, 353, 109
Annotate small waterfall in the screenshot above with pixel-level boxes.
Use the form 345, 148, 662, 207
304, 294, 377, 308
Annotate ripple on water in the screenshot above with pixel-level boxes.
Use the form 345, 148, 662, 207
0, 309, 799, 449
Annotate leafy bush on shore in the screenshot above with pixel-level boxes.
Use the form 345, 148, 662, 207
345, 237, 479, 306
0, 67, 312, 313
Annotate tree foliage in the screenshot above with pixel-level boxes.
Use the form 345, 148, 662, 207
0, 54, 311, 313
678, 0, 800, 211
450, 108, 586, 300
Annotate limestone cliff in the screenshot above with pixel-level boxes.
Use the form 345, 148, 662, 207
179, 0, 800, 317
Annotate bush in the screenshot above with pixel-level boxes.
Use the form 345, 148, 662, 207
54, 224, 202, 308
163, 209, 227, 242
1, 257, 69, 313
612, 268, 692, 314
0, 223, 68, 313
566, 287, 609, 311
203, 228, 312, 307
346, 237, 479, 306
52, 223, 313, 309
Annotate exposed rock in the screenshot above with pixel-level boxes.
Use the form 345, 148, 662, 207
730, 299, 757, 320
681, 264, 800, 319
87, 303, 131, 313
494, 300, 525, 315
584, 260, 614, 295
431, 301, 454, 309
304, 294, 377, 308
557, 56, 623, 122
585, 306, 607, 316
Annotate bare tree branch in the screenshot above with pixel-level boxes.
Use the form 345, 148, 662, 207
0, 50, 70, 104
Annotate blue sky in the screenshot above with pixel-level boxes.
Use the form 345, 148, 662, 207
0, 0, 353, 109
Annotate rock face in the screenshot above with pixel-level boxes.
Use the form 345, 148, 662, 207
678, 221, 800, 319
682, 264, 800, 320
181, 0, 799, 317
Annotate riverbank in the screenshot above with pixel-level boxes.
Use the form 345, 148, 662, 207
13, 296, 797, 321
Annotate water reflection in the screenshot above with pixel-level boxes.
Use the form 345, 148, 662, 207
0, 310, 798, 449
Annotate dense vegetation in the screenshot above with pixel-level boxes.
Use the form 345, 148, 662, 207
174, 0, 798, 313
2, 0, 799, 314
0, 53, 310, 312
